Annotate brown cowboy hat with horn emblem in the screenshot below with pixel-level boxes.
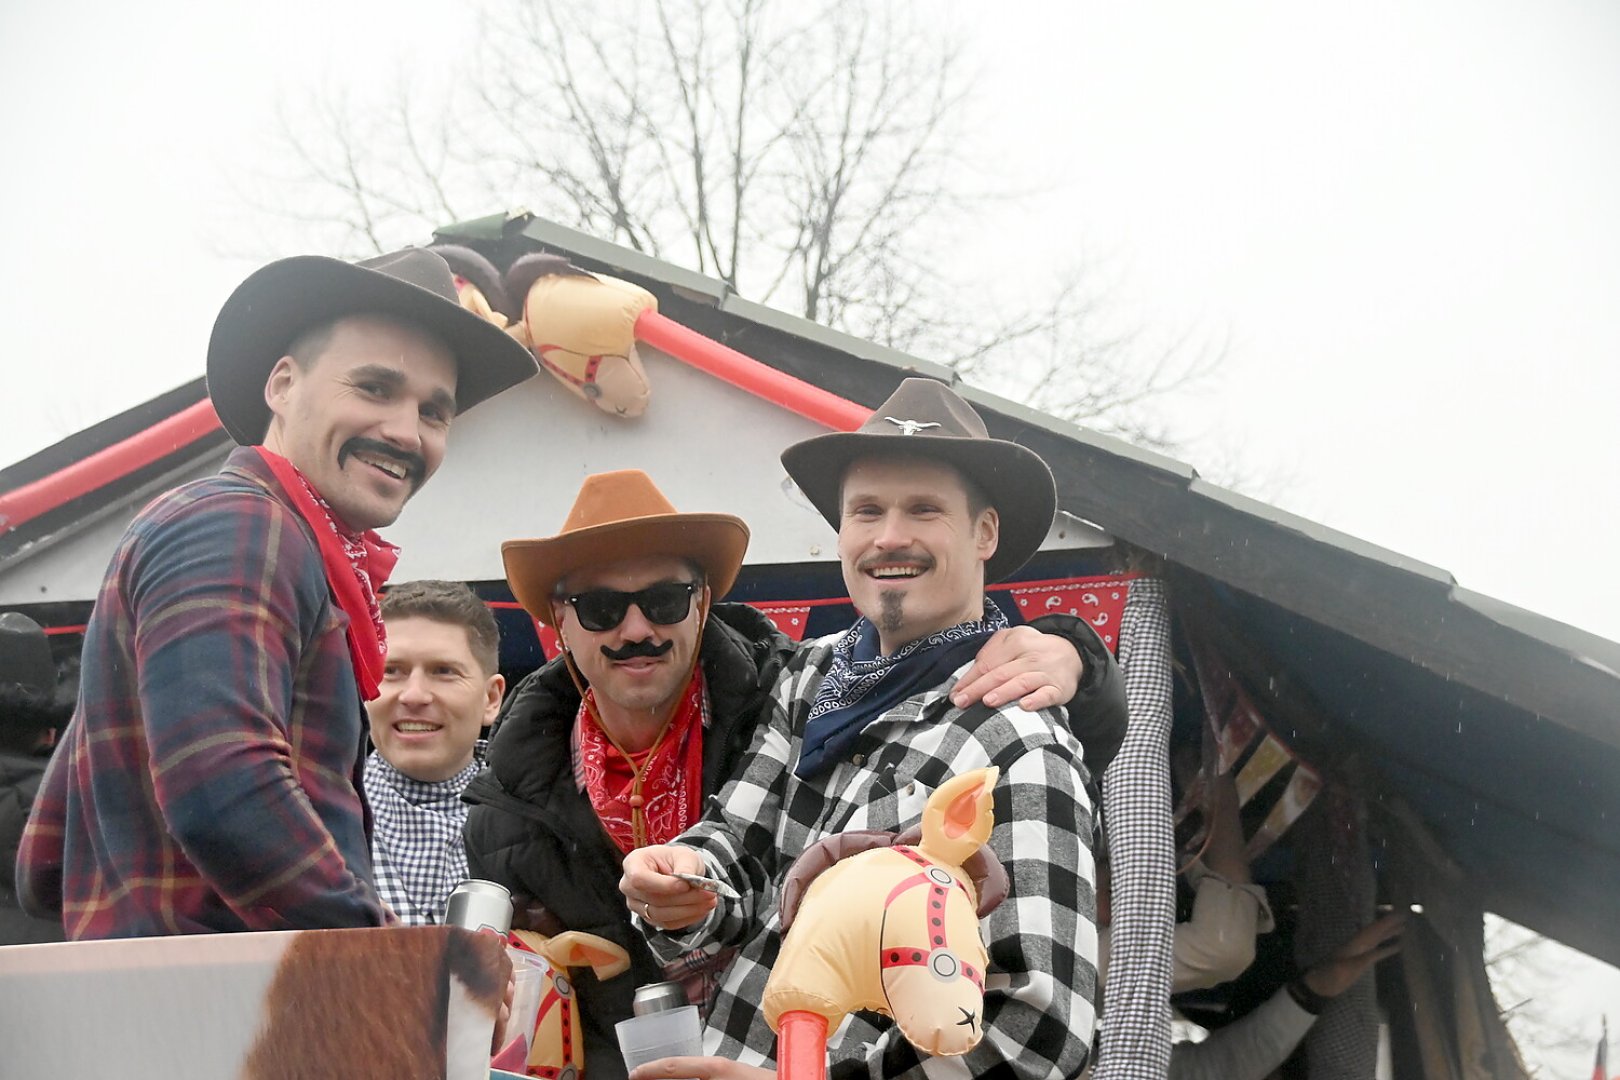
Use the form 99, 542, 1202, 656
502, 471, 750, 627
780, 377, 1056, 583
207, 248, 539, 446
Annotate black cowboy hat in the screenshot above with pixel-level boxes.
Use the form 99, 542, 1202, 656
206, 248, 539, 446
780, 377, 1056, 583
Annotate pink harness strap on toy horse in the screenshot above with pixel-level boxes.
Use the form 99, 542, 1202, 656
763, 768, 1006, 1080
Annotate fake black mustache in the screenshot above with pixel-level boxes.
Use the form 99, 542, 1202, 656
339, 438, 427, 490
602, 639, 675, 661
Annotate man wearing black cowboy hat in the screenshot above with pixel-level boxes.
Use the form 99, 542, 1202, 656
623, 378, 1104, 1080
17, 249, 537, 939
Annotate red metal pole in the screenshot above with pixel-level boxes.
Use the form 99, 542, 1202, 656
776, 1010, 828, 1080
0, 399, 223, 536
634, 311, 870, 433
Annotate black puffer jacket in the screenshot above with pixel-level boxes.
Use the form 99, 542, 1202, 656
464, 604, 796, 1080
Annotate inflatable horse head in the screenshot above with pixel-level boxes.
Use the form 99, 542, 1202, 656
764, 767, 1008, 1057
505, 254, 654, 419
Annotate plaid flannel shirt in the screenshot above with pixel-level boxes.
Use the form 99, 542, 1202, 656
641, 627, 1100, 1080
16, 448, 389, 937
364, 740, 486, 926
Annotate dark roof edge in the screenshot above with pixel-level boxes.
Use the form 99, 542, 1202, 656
437, 211, 732, 305
718, 295, 958, 381
1487, 877, 1620, 970
0, 377, 209, 490
1452, 587, 1620, 679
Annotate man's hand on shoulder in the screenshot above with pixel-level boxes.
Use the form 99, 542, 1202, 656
952, 624, 1082, 712
1302, 911, 1406, 1000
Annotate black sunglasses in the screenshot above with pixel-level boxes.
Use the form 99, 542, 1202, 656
562, 581, 701, 632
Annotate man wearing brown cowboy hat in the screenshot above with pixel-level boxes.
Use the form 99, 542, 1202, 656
622, 378, 1107, 1080
17, 248, 537, 939
467, 466, 1118, 1080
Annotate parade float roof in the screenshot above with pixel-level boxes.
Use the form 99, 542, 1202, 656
1, 210, 1616, 966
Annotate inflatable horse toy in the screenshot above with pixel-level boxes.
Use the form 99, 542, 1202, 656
432, 244, 868, 429
763, 768, 1009, 1080
504, 254, 655, 419
496, 929, 631, 1080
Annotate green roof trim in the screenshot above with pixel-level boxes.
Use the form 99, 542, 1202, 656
716, 295, 956, 381
518, 217, 730, 304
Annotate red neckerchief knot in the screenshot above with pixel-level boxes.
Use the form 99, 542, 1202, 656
573, 671, 706, 854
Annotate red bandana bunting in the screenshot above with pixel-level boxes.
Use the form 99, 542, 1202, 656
999, 574, 1134, 653
575, 672, 706, 853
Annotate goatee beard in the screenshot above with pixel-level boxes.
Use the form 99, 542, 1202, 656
879, 591, 906, 635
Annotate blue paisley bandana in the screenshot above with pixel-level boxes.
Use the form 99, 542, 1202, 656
795, 598, 1009, 778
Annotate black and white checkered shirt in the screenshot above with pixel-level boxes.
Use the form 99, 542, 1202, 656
363, 741, 486, 926
641, 629, 1100, 1080
1090, 579, 1176, 1080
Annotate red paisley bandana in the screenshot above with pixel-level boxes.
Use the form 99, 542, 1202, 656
253, 447, 400, 700
574, 673, 706, 854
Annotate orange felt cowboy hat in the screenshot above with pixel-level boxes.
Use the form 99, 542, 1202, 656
502, 471, 750, 627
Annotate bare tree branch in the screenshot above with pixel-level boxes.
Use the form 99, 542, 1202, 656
246, 0, 1225, 452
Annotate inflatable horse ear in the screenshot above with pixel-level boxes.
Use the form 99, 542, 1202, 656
427, 244, 516, 330
764, 767, 1005, 1059
505, 254, 654, 418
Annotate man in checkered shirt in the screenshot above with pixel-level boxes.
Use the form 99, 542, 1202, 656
363, 580, 505, 925
623, 378, 1102, 1080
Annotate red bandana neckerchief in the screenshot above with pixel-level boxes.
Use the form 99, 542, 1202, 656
253, 447, 400, 700
574, 672, 706, 854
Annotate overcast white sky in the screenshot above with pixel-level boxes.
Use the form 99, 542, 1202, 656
976, 3, 1620, 650
2, 1, 1616, 1066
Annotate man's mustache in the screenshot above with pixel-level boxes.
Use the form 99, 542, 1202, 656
602, 639, 674, 661
339, 438, 427, 490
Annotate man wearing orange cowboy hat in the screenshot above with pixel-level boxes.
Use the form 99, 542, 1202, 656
17, 249, 538, 939
623, 378, 1108, 1080
467, 466, 1122, 1080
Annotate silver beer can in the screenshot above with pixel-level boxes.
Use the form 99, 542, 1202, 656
631, 981, 688, 1016
445, 879, 513, 936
